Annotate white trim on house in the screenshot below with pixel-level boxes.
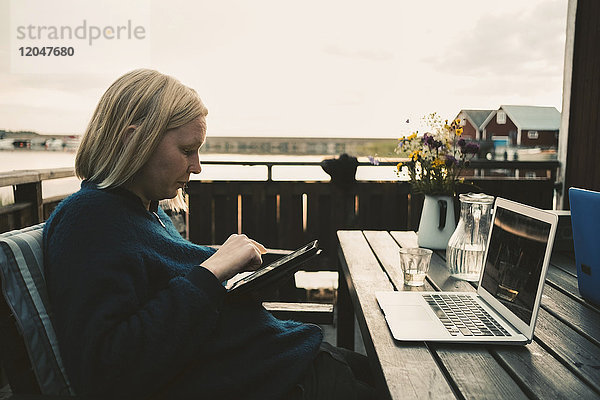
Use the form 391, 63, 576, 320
557, 0, 577, 209
481, 110, 497, 141
459, 112, 479, 140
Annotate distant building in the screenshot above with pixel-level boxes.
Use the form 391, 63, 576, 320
455, 109, 494, 140
200, 137, 397, 156
480, 105, 560, 148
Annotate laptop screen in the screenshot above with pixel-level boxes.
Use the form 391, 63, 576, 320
480, 206, 552, 325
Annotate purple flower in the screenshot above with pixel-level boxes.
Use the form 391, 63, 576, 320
423, 133, 443, 150
368, 156, 380, 166
445, 154, 458, 167
458, 138, 466, 148
463, 143, 480, 154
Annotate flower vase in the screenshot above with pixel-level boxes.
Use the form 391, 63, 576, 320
417, 195, 456, 250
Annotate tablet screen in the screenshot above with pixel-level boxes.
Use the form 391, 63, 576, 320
226, 240, 319, 293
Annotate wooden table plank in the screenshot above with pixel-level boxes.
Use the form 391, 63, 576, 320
546, 265, 600, 313
432, 345, 528, 399
493, 341, 600, 399
533, 307, 600, 393
550, 252, 578, 276
336, 256, 355, 351
367, 231, 527, 399
546, 264, 581, 297
338, 230, 455, 399
541, 285, 600, 346
389, 230, 419, 249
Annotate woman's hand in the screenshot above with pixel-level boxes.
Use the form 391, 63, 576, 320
201, 234, 267, 282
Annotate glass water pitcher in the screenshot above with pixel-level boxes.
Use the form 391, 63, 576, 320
446, 193, 494, 281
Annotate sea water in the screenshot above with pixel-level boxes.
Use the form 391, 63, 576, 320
446, 243, 486, 281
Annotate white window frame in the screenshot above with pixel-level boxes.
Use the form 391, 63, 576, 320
496, 111, 506, 124
527, 130, 539, 139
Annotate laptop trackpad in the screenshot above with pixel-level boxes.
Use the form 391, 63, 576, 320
385, 305, 433, 322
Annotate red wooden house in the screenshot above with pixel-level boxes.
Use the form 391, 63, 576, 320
480, 105, 560, 147
455, 109, 495, 140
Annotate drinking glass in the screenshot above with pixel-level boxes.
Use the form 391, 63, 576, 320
399, 248, 433, 286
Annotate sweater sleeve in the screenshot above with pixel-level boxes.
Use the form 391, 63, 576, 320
44, 199, 226, 397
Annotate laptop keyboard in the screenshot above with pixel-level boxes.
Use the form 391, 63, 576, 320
423, 294, 512, 337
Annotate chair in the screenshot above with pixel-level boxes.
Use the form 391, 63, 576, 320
0, 224, 73, 397
0, 224, 333, 397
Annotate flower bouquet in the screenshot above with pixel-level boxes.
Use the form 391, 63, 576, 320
396, 113, 479, 196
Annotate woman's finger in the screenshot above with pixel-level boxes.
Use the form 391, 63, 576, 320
250, 239, 267, 254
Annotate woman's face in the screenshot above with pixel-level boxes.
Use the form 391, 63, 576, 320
127, 116, 206, 208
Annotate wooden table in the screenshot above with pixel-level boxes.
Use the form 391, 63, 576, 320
336, 230, 600, 399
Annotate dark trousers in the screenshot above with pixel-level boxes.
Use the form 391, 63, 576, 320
286, 342, 377, 400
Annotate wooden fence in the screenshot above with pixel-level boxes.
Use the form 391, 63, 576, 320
0, 168, 74, 232
1, 161, 559, 268
186, 177, 557, 268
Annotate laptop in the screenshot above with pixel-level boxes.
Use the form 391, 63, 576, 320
376, 197, 558, 344
569, 188, 600, 306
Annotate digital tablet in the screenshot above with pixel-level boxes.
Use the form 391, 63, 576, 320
226, 240, 320, 297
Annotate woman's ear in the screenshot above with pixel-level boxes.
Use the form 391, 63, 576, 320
123, 125, 137, 146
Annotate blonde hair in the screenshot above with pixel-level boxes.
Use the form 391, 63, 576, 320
76, 69, 208, 211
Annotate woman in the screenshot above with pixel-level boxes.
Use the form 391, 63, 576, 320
43, 69, 375, 399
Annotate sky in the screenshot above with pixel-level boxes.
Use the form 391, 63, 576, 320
0, 0, 568, 138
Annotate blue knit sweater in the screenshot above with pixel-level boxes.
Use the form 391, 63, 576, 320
43, 181, 322, 399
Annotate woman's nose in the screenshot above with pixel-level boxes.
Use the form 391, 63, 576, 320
189, 153, 202, 174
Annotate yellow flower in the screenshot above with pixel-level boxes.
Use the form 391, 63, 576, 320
408, 132, 418, 140
455, 118, 461, 125
396, 162, 403, 171
410, 150, 421, 161
432, 158, 445, 168
456, 127, 463, 136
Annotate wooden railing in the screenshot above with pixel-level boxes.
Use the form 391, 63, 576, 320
185, 159, 560, 268
186, 177, 558, 269
1, 160, 560, 268
201, 159, 560, 182
0, 168, 75, 231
